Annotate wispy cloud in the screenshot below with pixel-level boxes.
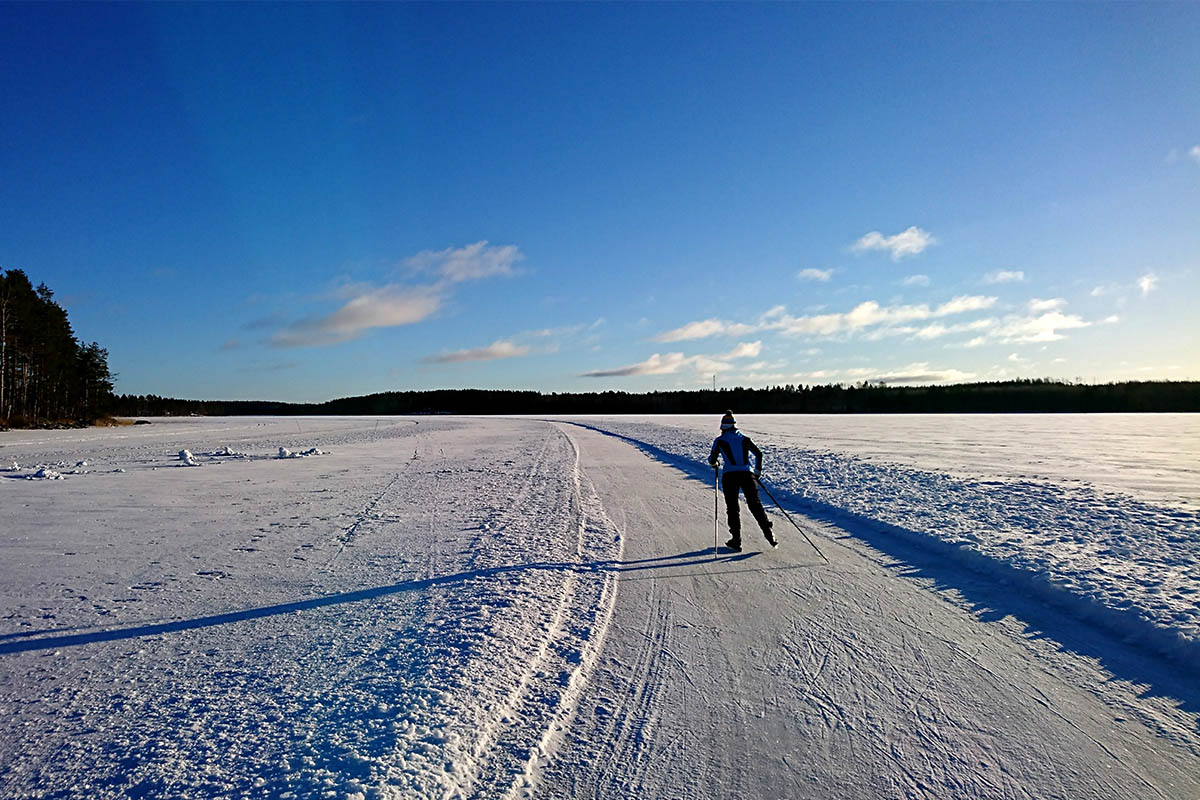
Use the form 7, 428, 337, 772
797, 268, 833, 282
582, 340, 761, 379
719, 341, 762, 359
654, 319, 757, 343
1028, 297, 1065, 312
900, 274, 930, 287
964, 309, 1090, 346
790, 362, 976, 385
272, 285, 442, 347
404, 241, 523, 283
423, 339, 530, 364
581, 352, 708, 378
851, 226, 936, 260
654, 295, 997, 343
425, 317, 605, 365
983, 270, 1025, 284
866, 363, 977, 385
904, 318, 995, 341
1138, 272, 1158, 296
271, 242, 522, 348
1190, 145, 1200, 164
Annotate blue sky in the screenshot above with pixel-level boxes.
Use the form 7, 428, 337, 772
3, 2, 1197, 402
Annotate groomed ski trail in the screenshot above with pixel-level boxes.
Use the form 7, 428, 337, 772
535, 423, 1200, 800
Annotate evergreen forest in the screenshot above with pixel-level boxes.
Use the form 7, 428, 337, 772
0, 269, 114, 428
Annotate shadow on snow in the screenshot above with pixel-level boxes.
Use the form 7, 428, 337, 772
0, 549, 775, 656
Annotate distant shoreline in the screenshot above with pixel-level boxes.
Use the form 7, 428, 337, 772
104, 380, 1199, 419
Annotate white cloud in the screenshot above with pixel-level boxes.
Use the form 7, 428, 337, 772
797, 268, 833, 282
271, 242, 522, 348
1138, 272, 1159, 296
908, 318, 995, 341
654, 318, 756, 342
851, 226, 936, 260
935, 295, 996, 315
1190, 145, 1200, 164
1028, 297, 1065, 312
983, 270, 1025, 284
867, 363, 977, 385
582, 340, 763, 379
900, 274, 930, 287
581, 352, 726, 378
794, 362, 976, 385
991, 310, 1091, 343
654, 295, 998, 343
272, 285, 442, 347
1103, 315, 1120, 324
404, 241, 523, 283
719, 341, 763, 360
423, 339, 530, 364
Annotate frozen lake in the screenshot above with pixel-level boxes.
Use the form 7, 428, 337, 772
550, 413, 1200, 507
1, 415, 1197, 798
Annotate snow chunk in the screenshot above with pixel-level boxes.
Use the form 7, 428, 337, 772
30, 467, 63, 480
277, 447, 324, 459
178, 449, 200, 467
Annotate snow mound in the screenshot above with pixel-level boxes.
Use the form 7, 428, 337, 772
30, 467, 63, 480
209, 446, 247, 458
178, 449, 200, 467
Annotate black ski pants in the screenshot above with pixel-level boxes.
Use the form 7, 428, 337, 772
721, 471, 771, 540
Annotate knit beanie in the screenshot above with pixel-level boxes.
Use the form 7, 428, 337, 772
720, 411, 736, 431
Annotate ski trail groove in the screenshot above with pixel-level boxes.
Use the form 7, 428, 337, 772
455, 424, 624, 799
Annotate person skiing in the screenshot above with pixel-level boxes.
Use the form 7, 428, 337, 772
708, 411, 776, 552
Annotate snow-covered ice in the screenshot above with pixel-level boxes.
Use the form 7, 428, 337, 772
1, 414, 1196, 799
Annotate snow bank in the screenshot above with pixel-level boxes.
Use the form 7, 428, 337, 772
569, 420, 1200, 671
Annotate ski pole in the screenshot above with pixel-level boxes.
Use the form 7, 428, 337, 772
755, 476, 829, 564
713, 466, 719, 555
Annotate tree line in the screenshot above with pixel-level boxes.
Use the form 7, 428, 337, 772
0, 269, 114, 428
113, 379, 1200, 418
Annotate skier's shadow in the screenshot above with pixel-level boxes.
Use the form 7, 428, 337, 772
0, 549, 761, 656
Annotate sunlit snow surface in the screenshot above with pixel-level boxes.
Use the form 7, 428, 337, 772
1, 413, 1197, 798
0, 417, 623, 798
555, 413, 1200, 665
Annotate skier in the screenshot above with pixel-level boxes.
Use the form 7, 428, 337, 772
708, 411, 776, 552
